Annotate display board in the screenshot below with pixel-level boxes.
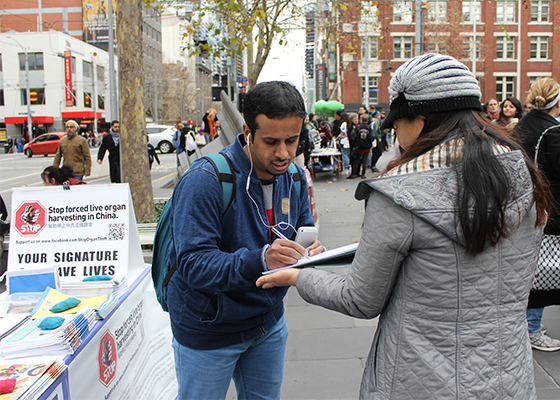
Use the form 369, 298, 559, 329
65, 267, 177, 400
8, 184, 144, 282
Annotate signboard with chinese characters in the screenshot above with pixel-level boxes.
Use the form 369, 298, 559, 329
64, 50, 73, 107
8, 184, 144, 282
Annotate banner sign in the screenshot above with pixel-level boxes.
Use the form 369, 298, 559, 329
66, 267, 177, 399
64, 51, 73, 107
8, 184, 143, 282
82, 0, 117, 51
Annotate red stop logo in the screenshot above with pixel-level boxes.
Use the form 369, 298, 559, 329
14, 201, 46, 236
98, 330, 117, 387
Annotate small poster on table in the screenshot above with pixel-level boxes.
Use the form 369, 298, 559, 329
8, 184, 144, 283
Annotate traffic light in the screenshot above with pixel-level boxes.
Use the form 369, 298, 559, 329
32, 120, 38, 136
23, 120, 28, 131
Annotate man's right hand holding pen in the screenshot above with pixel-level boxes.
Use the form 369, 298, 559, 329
265, 226, 324, 271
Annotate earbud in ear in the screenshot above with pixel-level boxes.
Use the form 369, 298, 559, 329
247, 133, 251, 142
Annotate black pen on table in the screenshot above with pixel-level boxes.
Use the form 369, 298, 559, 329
271, 226, 311, 260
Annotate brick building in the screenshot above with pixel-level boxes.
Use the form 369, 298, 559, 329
338, 0, 560, 111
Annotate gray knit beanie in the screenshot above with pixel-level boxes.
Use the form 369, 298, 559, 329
381, 53, 482, 130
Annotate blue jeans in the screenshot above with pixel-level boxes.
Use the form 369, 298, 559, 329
172, 316, 288, 400
340, 147, 350, 168
74, 175, 83, 181
527, 307, 544, 334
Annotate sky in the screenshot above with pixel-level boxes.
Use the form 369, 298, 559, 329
257, 28, 306, 93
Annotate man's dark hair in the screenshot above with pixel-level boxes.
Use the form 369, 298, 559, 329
111, 120, 119, 126
243, 81, 306, 140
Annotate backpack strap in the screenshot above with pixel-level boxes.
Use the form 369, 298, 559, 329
202, 153, 236, 216
288, 163, 302, 196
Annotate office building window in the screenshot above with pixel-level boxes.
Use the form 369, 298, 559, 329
496, 1, 516, 22
21, 88, 45, 105
83, 61, 92, 78
394, 36, 413, 59
362, 37, 378, 60
462, 1, 481, 22
529, 76, 548, 86
462, 37, 481, 59
19, 53, 44, 71
496, 76, 514, 101
362, 76, 378, 104
0, 89, 4, 106
496, 36, 515, 59
72, 90, 77, 106
530, 37, 549, 59
393, 1, 413, 23
427, 41, 448, 54
98, 95, 105, 110
531, 1, 550, 22
96, 65, 105, 84
427, 0, 447, 23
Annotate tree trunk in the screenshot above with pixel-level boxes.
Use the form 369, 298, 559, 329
116, 0, 155, 221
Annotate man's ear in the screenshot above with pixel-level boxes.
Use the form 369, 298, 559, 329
243, 124, 251, 143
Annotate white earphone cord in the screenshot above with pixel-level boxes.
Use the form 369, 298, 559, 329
246, 133, 295, 233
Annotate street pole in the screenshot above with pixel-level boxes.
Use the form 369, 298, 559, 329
472, 0, 476, 77
364, 36, 369, 109
516, 0, 521, 99
92, 54, 98, 135
415, 0, 422, 56
107, 0, 119, 121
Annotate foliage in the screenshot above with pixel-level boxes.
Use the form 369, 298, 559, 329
138, 198, 169, 223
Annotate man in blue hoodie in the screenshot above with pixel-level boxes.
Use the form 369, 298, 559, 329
168, 81, 324, 399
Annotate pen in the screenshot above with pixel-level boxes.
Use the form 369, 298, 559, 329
271, 226, 310, 260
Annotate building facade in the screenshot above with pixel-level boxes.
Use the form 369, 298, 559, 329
0, 32, 109, 140
336, 0, 560, 112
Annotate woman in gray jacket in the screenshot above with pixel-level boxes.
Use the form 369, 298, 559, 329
257, 54, 549, 399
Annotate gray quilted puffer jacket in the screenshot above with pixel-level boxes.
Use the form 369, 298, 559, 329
296, 145, 540, 399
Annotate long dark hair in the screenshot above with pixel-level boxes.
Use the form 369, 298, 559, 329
42, 164, 74, 185
387, 110, 549, 255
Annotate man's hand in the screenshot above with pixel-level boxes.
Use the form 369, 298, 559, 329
256, 268, 300, 289
97, 160, 102, 165
265, 239, 307, 271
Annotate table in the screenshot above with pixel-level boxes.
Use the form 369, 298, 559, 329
309, 149, 342, 181
7, 265, 178, 400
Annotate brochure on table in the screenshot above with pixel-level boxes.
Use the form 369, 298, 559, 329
7, 184, 144, 282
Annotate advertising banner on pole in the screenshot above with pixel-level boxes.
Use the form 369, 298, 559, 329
8, 184, 143, 282
66, 267, 177, 400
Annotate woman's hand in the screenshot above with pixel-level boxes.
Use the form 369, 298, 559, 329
256, 268, 300, 289
307, 240, 325, 257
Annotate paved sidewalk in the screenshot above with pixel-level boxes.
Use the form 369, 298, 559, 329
267, 148, 560, 399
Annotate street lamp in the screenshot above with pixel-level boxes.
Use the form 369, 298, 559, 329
6, 36, 32, 141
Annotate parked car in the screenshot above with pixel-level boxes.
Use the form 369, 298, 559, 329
147, 125, 177, 154
23, 132, 65, 157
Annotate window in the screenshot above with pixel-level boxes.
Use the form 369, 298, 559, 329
362, 37, 378, 60
362, 76, 379, 104
462, 1, 481, 22
394, 37, 413, 59
96, 65, 105, 83
462, 37, 481, 59
83, 61, 92, 78
531, 1, 550, 22
21, 88, 45, 105
496, 1, 516, 23
529, 76, 548, 86
427, 0, 447, 23
427, 41, 447, 54
530, 37, 549, 59
98, 95, 105, 110
19, 53, 44, 71
496, 36, 515, 59
84, 92, 92, 108
496, 76, 514, 101
72, 90, 77, 106
0, 89, 4, 106
393, 1, 413, 23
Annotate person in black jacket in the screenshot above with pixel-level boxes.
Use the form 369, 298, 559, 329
348, 113, 374, 179
97, 120, 121, 183
514, 77, 560, 351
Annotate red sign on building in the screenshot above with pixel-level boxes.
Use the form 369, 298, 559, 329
64, 51, 73, 107
13, 201, 46, 236
98, 330, 117, 387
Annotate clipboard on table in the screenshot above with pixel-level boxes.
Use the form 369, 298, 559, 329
262, 242, 358, 275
